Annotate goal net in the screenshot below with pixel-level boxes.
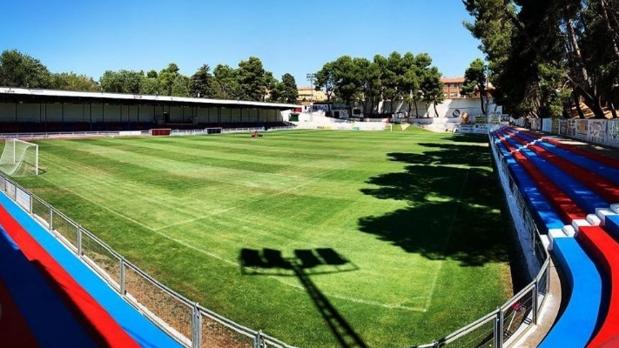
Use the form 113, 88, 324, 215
0, 139, 39, 176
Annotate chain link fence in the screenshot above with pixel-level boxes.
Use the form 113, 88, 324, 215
0, 173, 295, 348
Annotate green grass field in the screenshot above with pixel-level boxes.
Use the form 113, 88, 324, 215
13, 128, 513, 347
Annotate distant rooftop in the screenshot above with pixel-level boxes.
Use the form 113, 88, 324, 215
441, 77, 465, 84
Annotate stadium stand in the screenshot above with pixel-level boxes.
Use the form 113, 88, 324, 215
512, 131, 619, 186
503, 130, 619, 203
0, 193, 181, 347
491, 127, 619, 347
0, 228, 101, 346
492, 126, 619, 347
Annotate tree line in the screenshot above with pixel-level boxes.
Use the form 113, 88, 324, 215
0, 50, 299, 104
464, 0, 619, 119
314, 52, 444, 117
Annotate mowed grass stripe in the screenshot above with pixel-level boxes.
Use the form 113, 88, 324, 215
13, 128, 512, 347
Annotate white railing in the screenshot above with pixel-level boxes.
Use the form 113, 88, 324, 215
0, 130, 152, 140
414, 134, 551, 348
170, 126, 296, 137
0, 173, 294, 348
0, 126, 298, 141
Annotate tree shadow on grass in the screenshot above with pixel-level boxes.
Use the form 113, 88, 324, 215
448, 134, 490, 144
239, 248, 366, 348
358, 143, 511, 267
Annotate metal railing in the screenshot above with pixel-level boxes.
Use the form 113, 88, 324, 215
415, 133, 551, 348
0, 126, 298, 141
0, 130, 151, 140
170, 126, 297, 137
0, 173, 294, 348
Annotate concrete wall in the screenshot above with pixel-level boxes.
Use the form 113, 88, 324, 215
372, 98, 502, 118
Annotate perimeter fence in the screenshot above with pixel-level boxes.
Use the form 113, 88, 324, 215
0, 173, 295, 348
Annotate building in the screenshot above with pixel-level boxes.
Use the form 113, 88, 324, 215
297, 86, 328, 105
441, 77, 466, 99
0, 87, 298, 133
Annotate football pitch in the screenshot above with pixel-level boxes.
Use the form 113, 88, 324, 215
13, 129, 513, 347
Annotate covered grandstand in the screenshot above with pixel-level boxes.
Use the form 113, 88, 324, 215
0, 87, 298, 133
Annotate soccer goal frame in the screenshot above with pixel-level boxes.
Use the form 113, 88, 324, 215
0, 139, 39, 176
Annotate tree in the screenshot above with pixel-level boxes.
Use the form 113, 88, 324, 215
280, 73, 298, 103
269, 80, 285, 103
315, 62, 336, 102
141, 76, 160, 95
315, 52, 444, 117
237, 57, 270, 101
461, 58, 489, 115
212, 64, 240, 99
420, 67, 444, 117
0, 49, 52, 88
464, 0, 619, 119
331, 56, 363, 109
52, 72, 100, 92
400, 53, 421, 117
158, 63, 181, 96
355, 58, 381, 115
171, 75, 191, 97
190, 64, 215, 98
99, 70, 144, 94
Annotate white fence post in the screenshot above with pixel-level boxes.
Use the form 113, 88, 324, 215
49, 206, 54, 231
192, 303, 202, 348
495, 310, 504, 347
120, 259, 126, 295
254, 330, 264, 348
77, 225, 83, 256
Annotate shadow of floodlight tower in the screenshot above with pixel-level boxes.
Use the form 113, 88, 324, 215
239, 248, 367, 348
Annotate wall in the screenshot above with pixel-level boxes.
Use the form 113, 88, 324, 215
514, 117, 619, 148
373, 98, 502, 118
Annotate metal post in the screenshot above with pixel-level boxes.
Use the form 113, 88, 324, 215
29, 193, 33, 213
532, 283, 539, 325
254, 330, 264, 348
49, 207, 54, 231
495, 310, 504, 347
191, 303, 202, 348
77, 226, 83, 256
120, 259, 126, 295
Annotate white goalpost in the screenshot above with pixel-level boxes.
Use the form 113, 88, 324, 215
0, 139, 39, 176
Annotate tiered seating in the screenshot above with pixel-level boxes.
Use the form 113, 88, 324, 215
0, 228, 100, 346
0, 193, 181, 347
491, 128, 603, 347
515, 130, 619, 186
491, 126, 619, 347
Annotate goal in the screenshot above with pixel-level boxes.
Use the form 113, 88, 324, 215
0, 139, 39, 176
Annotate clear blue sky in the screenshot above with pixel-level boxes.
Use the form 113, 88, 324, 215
1, 0, 482, 86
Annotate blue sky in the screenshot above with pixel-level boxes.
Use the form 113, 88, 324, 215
1, 0, 482, 86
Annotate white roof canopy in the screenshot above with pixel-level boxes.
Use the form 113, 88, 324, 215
0, 87, 299, 109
